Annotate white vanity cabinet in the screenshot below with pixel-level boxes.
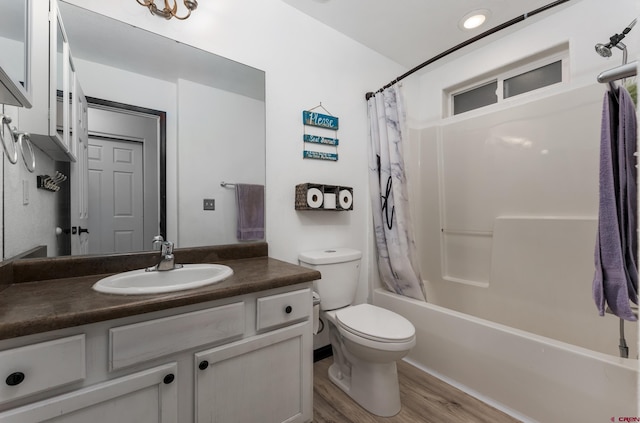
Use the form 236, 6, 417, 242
195, 289, 313, 423
18, 0, 80, 161
0, 283, 313, 423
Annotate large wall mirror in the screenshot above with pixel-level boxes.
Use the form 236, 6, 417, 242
2, 1, 266, 261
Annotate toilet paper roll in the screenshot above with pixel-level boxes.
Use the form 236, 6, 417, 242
339, 189, 353, 209
313, 303, 320, 335
323, 193, 336, 209
306, 188, 323, 208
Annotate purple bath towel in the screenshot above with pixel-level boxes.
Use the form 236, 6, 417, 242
619, 87, 638, 305
235, 184, 265, 241
593, 86, 638, 321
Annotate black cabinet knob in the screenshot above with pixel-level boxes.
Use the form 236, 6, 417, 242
285, 305, 293, 314
163, 374, 175, 384
199, 360, 209, 370
6, 372, 25, 386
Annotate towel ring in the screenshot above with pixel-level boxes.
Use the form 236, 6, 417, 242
17, 132, 35, 173
0, 114, 18, 165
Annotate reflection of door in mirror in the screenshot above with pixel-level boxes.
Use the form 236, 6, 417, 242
74, 101, 164, 255
69, 84, 88, 255
88, 137, 143, 254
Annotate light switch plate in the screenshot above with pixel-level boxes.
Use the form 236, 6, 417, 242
203, 199, 215, 210
22, 180, 29, 205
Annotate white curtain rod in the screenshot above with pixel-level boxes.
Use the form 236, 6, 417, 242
597, 61, 637, 83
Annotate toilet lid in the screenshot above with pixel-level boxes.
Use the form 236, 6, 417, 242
336, 304, 415, 342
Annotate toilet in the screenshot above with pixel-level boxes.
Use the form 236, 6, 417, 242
298, 248, 416, 417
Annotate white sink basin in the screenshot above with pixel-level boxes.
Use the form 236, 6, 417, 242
92, 263, 233, 295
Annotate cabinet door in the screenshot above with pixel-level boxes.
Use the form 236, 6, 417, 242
0, 0, 32, 108
19, 0, 76, 161
195, 322, 312, 423
0, 363, 177, 423
69, 83, 89, 255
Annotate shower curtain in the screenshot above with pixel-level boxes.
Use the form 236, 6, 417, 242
367, 85, 425, 301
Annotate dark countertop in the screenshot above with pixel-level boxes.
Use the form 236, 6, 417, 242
0, 243, 321, 341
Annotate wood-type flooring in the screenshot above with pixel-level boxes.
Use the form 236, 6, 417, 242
313, 357, 522, 423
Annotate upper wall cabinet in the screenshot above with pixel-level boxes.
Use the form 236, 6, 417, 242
0, 0, 32, 108
18, 0, 80, 162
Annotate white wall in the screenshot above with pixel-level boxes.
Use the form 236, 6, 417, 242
65, 0, 406, 304
177, 79, 265, 246
2, 104, 58, 259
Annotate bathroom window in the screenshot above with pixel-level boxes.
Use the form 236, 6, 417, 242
452, 80, 498, 115
446, 44, 568, 117
503, 60, 562, 99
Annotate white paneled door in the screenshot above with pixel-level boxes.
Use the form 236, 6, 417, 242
88, 138, 144, 254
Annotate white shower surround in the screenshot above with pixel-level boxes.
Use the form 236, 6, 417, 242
412, 84, 639, 357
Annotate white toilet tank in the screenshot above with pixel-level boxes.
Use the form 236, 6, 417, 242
298, 248, 362, 311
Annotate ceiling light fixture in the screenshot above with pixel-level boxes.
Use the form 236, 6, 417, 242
459, 10, 490, 30
136, 0, 198, 20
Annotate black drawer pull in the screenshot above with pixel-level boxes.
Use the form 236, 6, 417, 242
199, 360, 209, 370
163, 374, 175, 384
6, 372, 25, 386
285, 305, 293, 314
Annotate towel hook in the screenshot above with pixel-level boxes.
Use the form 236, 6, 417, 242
0, 114, 18, 165
17, 132, 35, 173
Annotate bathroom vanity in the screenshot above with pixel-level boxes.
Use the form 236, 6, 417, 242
0, 243, 319, 423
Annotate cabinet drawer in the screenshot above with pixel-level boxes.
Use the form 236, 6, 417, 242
0, 362, 177, 423
110, 302, 245, 371
256, 288, 311, 332
0, 335, 85, 404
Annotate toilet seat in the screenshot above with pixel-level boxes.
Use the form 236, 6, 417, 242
335, 304, 415, 343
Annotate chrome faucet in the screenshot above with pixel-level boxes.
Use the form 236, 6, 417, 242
147, 236, 183, 272
152, 235, 165, 251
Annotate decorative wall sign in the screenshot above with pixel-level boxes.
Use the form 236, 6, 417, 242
303, 150, 338, 161
302, 103, 339, 162
303, 134, 339, 146
303, 110, 339, 130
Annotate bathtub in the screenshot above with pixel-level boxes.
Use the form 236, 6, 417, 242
374, 288, 639, 423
